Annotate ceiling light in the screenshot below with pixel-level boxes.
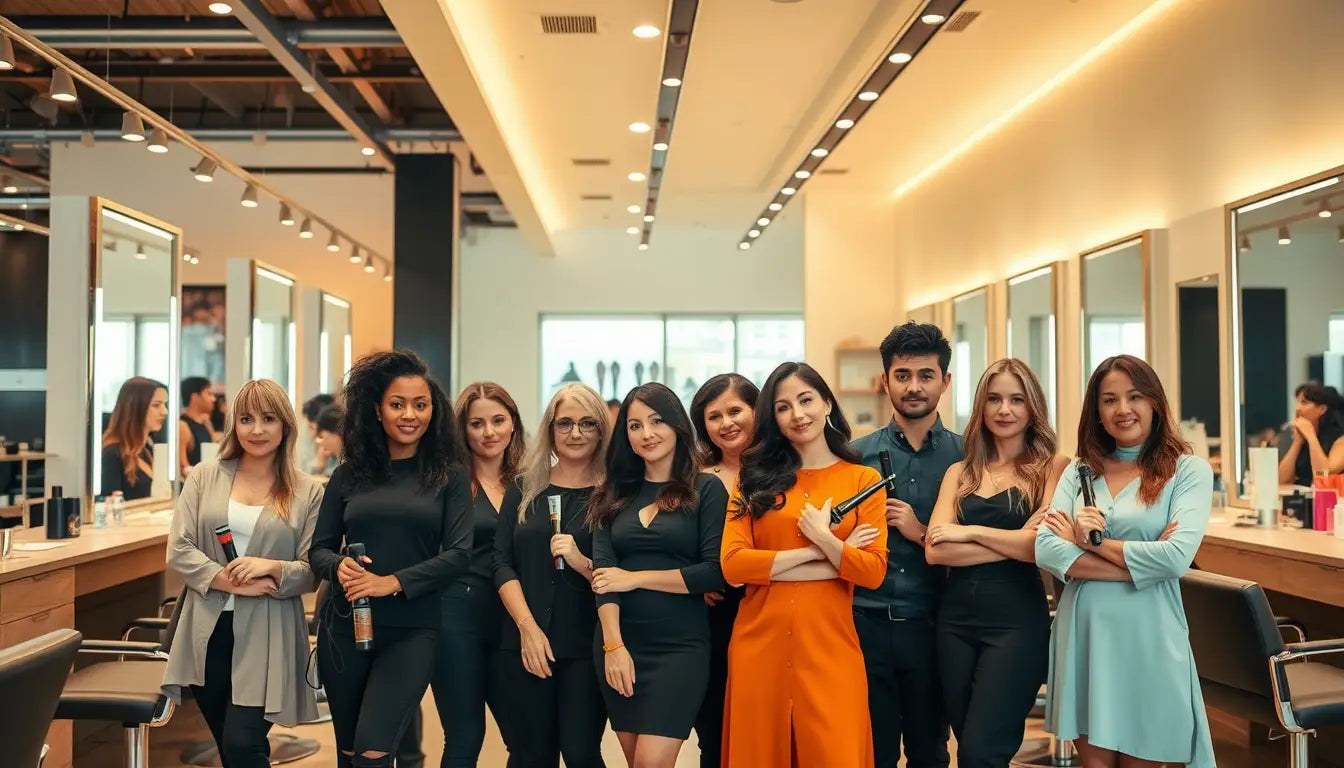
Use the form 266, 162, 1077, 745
299, 218, 313, 238
146, 128, 168, 153
643, 215, 654, 223
12, 224, 22, 231
363, 254, 376, 274
811, 148, 829, 158
628, 171, 646, 182
190, 255, 200, 265
1338, 226, 1344, 244
795, 170, 811, 179
1, 177, 16, 194
0, 35, 14, 71
1238, 234, 1250, 252
633, 25, 661, 38
922, 13, 947, 24
1278, 226, 1292, 245
326, 232, 341, 252
208, 2, 233, 13
383, 265, 392, 283
361, 146, 376, 157
768, 203, 783, 211
279, 203, 295, 226
629, 122, 651, 134
836, 118, 855, 129
781, 187, 797, 195
662, 77, 682, 87
889, 52, 913, 64
748, 229, 760, 238
1319, 200, 1333, 218
48, 70, 78, 103
626, 226, 640, 235
857, 91, 879, 101
638, 243, 649, 252
349, 246, 362, 264
240, 183, 259, 208
191, 157, 217, 182
738, 242, 751, 251
121, 112, 146, 142
757, 218, 771, 227
653, 141, 669, 151
134, 246, 147, 260
627, 204, 641, 214
183, 252, 192, 262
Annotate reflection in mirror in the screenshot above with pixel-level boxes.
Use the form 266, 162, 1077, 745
1007, 266, 1057, 428
320, 293, 353, 396
952, 288, 988, 432
1177, 274, 1220, 474
908, 303, 936, 325
1081, 236, 1148, 378
252, 266, 296, 399
92, 204, 179, 504
1230, 173, 1344, 496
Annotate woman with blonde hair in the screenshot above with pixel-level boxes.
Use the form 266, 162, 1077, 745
492, 383, 610, 767
162, 379, 325, 767
924, 358, 1068, 768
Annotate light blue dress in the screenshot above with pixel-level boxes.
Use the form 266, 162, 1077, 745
1035, 454, 1216, 767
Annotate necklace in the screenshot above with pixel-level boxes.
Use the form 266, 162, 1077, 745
479, 476, 503, 492
986, 464, 1012, 492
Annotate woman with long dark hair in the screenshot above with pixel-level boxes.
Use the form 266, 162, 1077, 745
101, 376, 169, 500
428, 382, 526, 767
163, 379, 324, 767
1037, 354, 1215, 767
1278, 382, 1344, 486
924, 359, 1067, 767
589, 382, 727, 768
687, 373, 758, 767
493, 383, 610, 768
720, 362, 887, 767
308, 349, 473, 768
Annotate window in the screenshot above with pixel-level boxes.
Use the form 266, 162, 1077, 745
1086, 317, 1145, 374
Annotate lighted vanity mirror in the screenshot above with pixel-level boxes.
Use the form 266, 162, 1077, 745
252, 264, 297, 400
91, 201, 181, 506
1228, 169, 1344, 498
1080, 233, 1150, 382
320, 292, 353, 395
952, 287, 989, 433
1007, 265, 1058, 428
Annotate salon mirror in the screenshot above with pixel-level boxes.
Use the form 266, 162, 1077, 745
320, 292, 352, 395
1007, 265, 1058, 428
1177, 274, 1220, 472
952, 288, 989, 432
251, 264, 296, 399
908, 303, 936, 325
90, 202, 180, 504
1081, 234, 1149, 380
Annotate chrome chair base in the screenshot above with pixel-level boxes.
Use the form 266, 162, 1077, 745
1011, 736, 1078, 767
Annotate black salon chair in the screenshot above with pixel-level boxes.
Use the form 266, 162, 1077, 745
1012, 572, 1077, 767
0, 628, 82, 768
1182, 569, 1344, 767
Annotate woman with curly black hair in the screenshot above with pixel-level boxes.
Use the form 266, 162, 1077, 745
308, 349, 473, 768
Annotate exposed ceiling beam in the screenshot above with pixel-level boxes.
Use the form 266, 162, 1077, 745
15, 15, 402, 50
0, 61, 423, 84
230, 0, 393, 167
280, 0, 397, 125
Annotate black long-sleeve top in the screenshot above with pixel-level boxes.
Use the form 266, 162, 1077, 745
100, 443, 154, 501
492, 481, 597, 658
309, 458, 473, 629
460, 489, 500, 590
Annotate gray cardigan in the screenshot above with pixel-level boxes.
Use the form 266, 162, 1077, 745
161, 459, 323, 727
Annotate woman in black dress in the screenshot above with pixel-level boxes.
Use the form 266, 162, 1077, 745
589, 383, 727, 768
493, 383, 611, 768
1278, 382, 1344, 486
687, 373, 758, 767
924, 358, 1067, 768
100, 376, 169, 500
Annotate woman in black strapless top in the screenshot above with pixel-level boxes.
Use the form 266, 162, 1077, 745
925, 359, 1069, 768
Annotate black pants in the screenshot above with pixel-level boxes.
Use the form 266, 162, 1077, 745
493, 650, 606, 768
431, 582, 504, 768
853, 610, 950, 768
318, 618, 438, 768
937, 577, 1049, 768
694, 587, 740, 767
191, 613, 274, 768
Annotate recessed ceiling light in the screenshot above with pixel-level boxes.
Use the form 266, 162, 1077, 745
889, 52, 913, 64
627, 204, 641, 214
811, 148, 829, 158
662, 77, 682, 87
922, 13, 946, 24
748, 229, 760, 238
738, 242, 751, 250
628, 122, 651, 134
628, 171, 646, 182
638, 243, 649, 251
768, 203, 783, 211
836, 118, 855, 129
757, 217, 771, 227
361, 146, 376, 157
633, 24, 661, 38
795, 170, 811, 179
653, 141, 669, 151
643, 215, 654, 223
626, 226, 640, 235
208, 1, 233, 13
781, 187, 797, 195
858, 91, 879, 101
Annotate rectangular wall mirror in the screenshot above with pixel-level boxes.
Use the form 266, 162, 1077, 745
1177, 274, 1221, 473
1228, 169, 1344, 496
1081, 232, 1150, 382
320, 292, 353, 396
908, 303, 936, 325
952, 287, 989, 433
91, 201, 180, 505
252, 264, 297, 400
1007, 265, 1058, 429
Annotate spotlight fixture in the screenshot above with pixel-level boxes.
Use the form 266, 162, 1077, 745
299, 218, 314, 238
1, 176, 16, 194
857, 91, 879, 101
0, 34, 14, 71
738, 242, 751, 250
836, 118, 855, 129
1238, 234, 1250, 252
768, 203, 783, 212
190, 255, 200, 265
361, 146, 376, 157
208, 2, 233, 13
662, 77, 682, 87
134, 245, 147, 260
748, 229, 760, 238
1319, 200, 1333, 218
626, 226, 640, 235
781, 187, 797, 195
146, 128, 169, 153
349, 246, 362, 264
628, 171, 646, 182
183, 252, 192, 262
643, 215, 654, 223
326, 232, 341, 252
889, 52, 913, 64
383, 265, 392, 283
279, 203, 295, 226
633, 24, 661, 38
363, 254, 376, 274
638, 243, 649, 252
121, 112, 146, 142
240, 183, 259, 208
653, 141, 669, 151
629, 122, 651, 134
794, 170, 811, 179
1278, 226, 1292, 245
811, 148, 829, 158
922, 13, 947, 24
757, 217, 771, 227
191, 157, 217, 182
627, 204, 641, 214
1338, 226, 1344, 244
48, 70, 77, 103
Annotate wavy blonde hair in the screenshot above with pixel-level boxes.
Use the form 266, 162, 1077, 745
218, 379, 299, 522
516, 383, 610, 522
957, 358, 1057, 515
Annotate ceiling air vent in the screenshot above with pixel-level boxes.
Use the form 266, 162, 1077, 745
580, 194, 613, 201
571, 158, 611, 167
944, 10, 981, 32
540, 15, 598, 34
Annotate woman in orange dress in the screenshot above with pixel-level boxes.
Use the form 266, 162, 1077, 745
720, 362, 889, 768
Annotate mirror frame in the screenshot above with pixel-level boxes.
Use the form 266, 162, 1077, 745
1079, 230, 1153, 387
1005, 263, 1061, 429
907, 303, 937, 324
319, 290, 353, 396
951, 285, 992, 432
88, 197, 183, 506
248, 260, 298, 405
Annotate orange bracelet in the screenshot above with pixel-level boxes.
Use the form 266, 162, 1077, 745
603, 641, 625, 653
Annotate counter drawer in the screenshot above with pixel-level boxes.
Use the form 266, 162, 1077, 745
0, 568, 75, 623
0, 602, 75, 646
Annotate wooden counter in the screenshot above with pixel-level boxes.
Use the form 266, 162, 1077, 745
1198, 510, 1344, 608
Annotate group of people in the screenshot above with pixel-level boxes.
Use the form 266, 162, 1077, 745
149, 320, 1219, 768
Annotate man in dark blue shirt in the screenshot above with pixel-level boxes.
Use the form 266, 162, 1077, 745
850, 321, 963, 768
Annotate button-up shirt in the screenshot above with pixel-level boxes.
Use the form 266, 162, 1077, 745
850, 416, 963, 618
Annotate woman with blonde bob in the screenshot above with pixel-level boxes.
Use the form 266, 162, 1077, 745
924, 358, 1068, 768
162, 379, 325, 767
492, 383, 611, 767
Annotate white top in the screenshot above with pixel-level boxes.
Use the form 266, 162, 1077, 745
222, 499, 264, 611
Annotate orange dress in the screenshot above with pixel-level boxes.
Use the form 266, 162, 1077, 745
720, 461, 889, 768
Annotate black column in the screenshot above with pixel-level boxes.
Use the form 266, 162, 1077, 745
393, 154, 460, 386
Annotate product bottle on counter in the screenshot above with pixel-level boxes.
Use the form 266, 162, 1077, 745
110, 491, 125, 526
93, 495, 107, 528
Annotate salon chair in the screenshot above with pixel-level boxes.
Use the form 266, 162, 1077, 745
0, 628, 82, 768
1012, 572, 1077, 767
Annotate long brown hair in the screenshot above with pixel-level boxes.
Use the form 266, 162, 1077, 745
957, 358, 1057, 514
101, 377, 166, 485
217, 379, 299, 521
1078, 355, 1188, 505
454, 382, 526, 494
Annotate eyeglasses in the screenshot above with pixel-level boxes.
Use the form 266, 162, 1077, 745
553, 417, 600, 435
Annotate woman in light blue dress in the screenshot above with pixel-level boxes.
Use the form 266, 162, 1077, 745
1036, 354, 1215, 768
